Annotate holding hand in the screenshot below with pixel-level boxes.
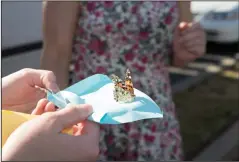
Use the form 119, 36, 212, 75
173, 22, 206, 66
3, 103, 100, 161
2, 68, 59, 113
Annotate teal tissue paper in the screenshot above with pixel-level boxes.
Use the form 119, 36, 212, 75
47, 74, 163, 124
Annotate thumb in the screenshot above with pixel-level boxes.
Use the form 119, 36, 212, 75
174, 22, 189, 40
53, 104, 93, 131
38, 69, 60, 93
22, 69, 60, 93
179, 21, 189, 31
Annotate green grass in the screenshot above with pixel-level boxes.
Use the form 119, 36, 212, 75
173, 67, 239, 157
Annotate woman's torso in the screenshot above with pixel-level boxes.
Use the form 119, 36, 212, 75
71, 1, 179, 102
70, 1, 182, 160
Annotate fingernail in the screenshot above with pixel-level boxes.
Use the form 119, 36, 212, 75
50, 83, 60, 93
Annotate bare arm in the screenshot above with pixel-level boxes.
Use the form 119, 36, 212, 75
41, 1, 80, 89
178, 1, 193, 22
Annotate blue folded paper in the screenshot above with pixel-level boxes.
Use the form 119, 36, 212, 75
47, 74, 163, 124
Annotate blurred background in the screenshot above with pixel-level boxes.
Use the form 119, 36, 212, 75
1, 1, 239, 161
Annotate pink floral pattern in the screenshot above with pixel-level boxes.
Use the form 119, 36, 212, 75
70, 1, 183, 161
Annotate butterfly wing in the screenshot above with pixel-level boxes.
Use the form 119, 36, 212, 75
110, 72, 135, 103
114, 85, 134, 103
124, 69, 135, 97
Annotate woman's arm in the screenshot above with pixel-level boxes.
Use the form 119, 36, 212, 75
178, 1, 193, 22
41, 1, 80, 89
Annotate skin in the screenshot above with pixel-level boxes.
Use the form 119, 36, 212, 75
2, 68, 100, 161
173, 21, 206, 66
41, 2, 80, 89
40, 2, 206, 89
2, 68, 59, 113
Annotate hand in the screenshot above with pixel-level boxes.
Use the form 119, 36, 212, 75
2, 103, 100, 161
2, 68, 59, 113
173, 22, 206, 66
31, 98, 57, 115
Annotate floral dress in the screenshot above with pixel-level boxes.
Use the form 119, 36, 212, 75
70, 1, 183, 161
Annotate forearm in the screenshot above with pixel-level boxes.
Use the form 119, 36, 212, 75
41, 49, 70, 90
41, 1, 80, 89
178, 1, 193, 22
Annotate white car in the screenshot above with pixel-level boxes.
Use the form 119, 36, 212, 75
192, 2, 239, 43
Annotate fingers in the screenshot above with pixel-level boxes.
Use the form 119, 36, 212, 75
182, 39, 204, 48
32, 99, 56, 115
45, 102, 57, 112
78, 121, 100, 135
177, 21, 206, 57
72, 121, 100, 140
178, 21, 205, 42
178, 21, 189, 31
187, 46, 206, 56
179, 31, 205, 44
181, 36, 205, 56
180, 22, 202, 34
53, 104, 93, 131
57, 121, 100, 161
21, 68, 60, 93
72, 124, 83, 135
38, 70, 60, 93
31, 99, 48, 115
181, 38, 205, 56
53, 109, 99, 161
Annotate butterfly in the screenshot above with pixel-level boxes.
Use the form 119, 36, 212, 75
110, 69, 136, 103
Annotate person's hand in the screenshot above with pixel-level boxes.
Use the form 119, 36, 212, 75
2, 68, 59, 113
173, 22, 206, 66
30, 99, 89, 137
31, 98, 57, 115
2, 103, 100, 161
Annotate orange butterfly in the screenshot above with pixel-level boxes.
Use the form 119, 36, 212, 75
110, 69, 135, 103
